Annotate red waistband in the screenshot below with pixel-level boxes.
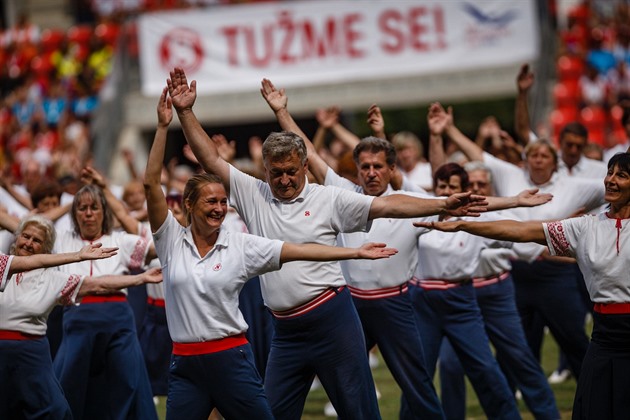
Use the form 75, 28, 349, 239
0, 330, 44, 340
593, 303, 630, 314
147, 297, 166, 307
172, 333, 248, 355
81, 294, 127, 304
472, 271, 510, 288
271, 286, 345, 319
409, 278, 471, 290
348, 283, 408, 300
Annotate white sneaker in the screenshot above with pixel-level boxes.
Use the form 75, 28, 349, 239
548, 369, 571, 384
324, 401, 338, 417
153, 396, 159, 406
515, 389, 522, 400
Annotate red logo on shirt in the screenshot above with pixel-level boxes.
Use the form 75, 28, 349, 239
305, 211, 311, 217
213, 263, 222, 271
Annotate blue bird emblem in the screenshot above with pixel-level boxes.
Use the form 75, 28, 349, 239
462, 3, 518, 28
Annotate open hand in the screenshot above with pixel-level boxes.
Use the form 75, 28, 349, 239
444, 191, 488, 217
413, 220, 461, 232
358, 242, 398, 259
167, 67, 197, 112
78, 243, 119, 260
141, 267, 163, 284
260, 78, 287, 112
516, 188, 553, 207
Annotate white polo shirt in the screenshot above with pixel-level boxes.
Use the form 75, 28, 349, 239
153, 212, 283, 343
53, 230, 149, 284
603, 141, 630, 163
482, 152, 605, 221
402, 162, 433, 191
0, 254, 84, 334
229, 165, 374, 311
415, 213, 511, 282
325, 168, 435, 290
543, 213, 630, 303
557, 156, 608, 179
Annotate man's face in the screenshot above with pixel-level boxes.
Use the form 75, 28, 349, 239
560, 133, 587, 168
264, 151, 308, 201
467, 170, 492, 196
357, 151, 393, 196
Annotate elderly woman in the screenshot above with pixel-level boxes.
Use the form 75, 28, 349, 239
437, 101, 606, 380
145, 87, 397, 419
52, 184, 159, 420
0, 215, 161, 419
414, 152, 630, 420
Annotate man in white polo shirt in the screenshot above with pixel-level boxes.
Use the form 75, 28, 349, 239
167, 68, 486, 420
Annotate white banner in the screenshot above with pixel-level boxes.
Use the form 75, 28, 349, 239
138, 0, 539, 96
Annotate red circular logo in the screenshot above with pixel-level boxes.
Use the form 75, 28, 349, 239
159, 28, 204, 73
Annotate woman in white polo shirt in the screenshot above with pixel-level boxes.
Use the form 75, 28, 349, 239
414, 152, 630, 420
0, 214, 162, 419
146, 88, 397, 419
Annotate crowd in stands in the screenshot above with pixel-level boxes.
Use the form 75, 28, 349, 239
1, 1, 630, 419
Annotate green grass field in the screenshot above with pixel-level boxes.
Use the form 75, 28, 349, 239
156, 328, 581, 419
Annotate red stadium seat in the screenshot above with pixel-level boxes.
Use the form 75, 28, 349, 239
67, 24, 93, 47
553, 80, 581, 109
610, 104, 627, 144
557, 55, 584, 83
95, 22, 120, 46
40, 29, 65, 52
550, 107, 580, 144
580, 105, 609, 146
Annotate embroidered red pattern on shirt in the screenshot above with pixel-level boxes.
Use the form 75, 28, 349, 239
129, 239, 148, 271
546, 221, 571, 257
305, 211, 311, 217
0, 255, 9, 288
58, 274, 82, 306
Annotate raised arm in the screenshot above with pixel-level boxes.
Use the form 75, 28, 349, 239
144, 86, 171, 233
78, 267, 162, 297
413, 219, 547, 245
167, 67, 230, 191
80, 167, 139, 235
313, 106, 340, 152
367, 104, 386, 140
280, 241, 397, 264
8, 242, 118, 276
427, 102, 450, 175
0, 206, 20, 233
369, 191, 488, 220
437, 103, 485, 162
260, 78, 329, 183
515, 63, 534, 145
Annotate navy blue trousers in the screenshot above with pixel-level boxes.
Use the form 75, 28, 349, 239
0, 337, 72, 419
139, 303, 171, 396
166, 343, 273, 420
408, 283, 520, 420
511, 260, 589, 378
439, 276, 559, 419
353, 291, 444, 419
54, 301, 158, 420
265, 287, 381, 420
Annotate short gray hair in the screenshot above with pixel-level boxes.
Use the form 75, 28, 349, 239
464, 161, 493, 183
262, 131, 307, 165
11, 215, 56, 255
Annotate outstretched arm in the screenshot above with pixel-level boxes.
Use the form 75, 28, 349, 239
515, 63, 534, 145
0, 206, 20, 233
168, 68, 230, 191
369, 191, 488, 220
8, 243, 118, 276
260, 78, 329, 183
144, 86, 171, 233
280, 242, 397, 264
485, 188, 553, 211
78, 267, 162, 297
413, 219, 547, 245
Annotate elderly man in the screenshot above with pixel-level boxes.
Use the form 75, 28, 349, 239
167, 68, 487, 420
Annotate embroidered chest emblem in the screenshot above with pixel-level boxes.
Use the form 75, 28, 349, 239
305, 211, 311, 217
213, 263, 222, 271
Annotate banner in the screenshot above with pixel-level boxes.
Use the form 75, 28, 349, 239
138, 0, 539, 96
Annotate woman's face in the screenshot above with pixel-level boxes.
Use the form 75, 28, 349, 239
526, 144, 556, 182
15, 225, 47, 256
75, 193, 104, 240
434, 175, 463, 197
187, 183, 227, 234
604, 164, 630, 207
